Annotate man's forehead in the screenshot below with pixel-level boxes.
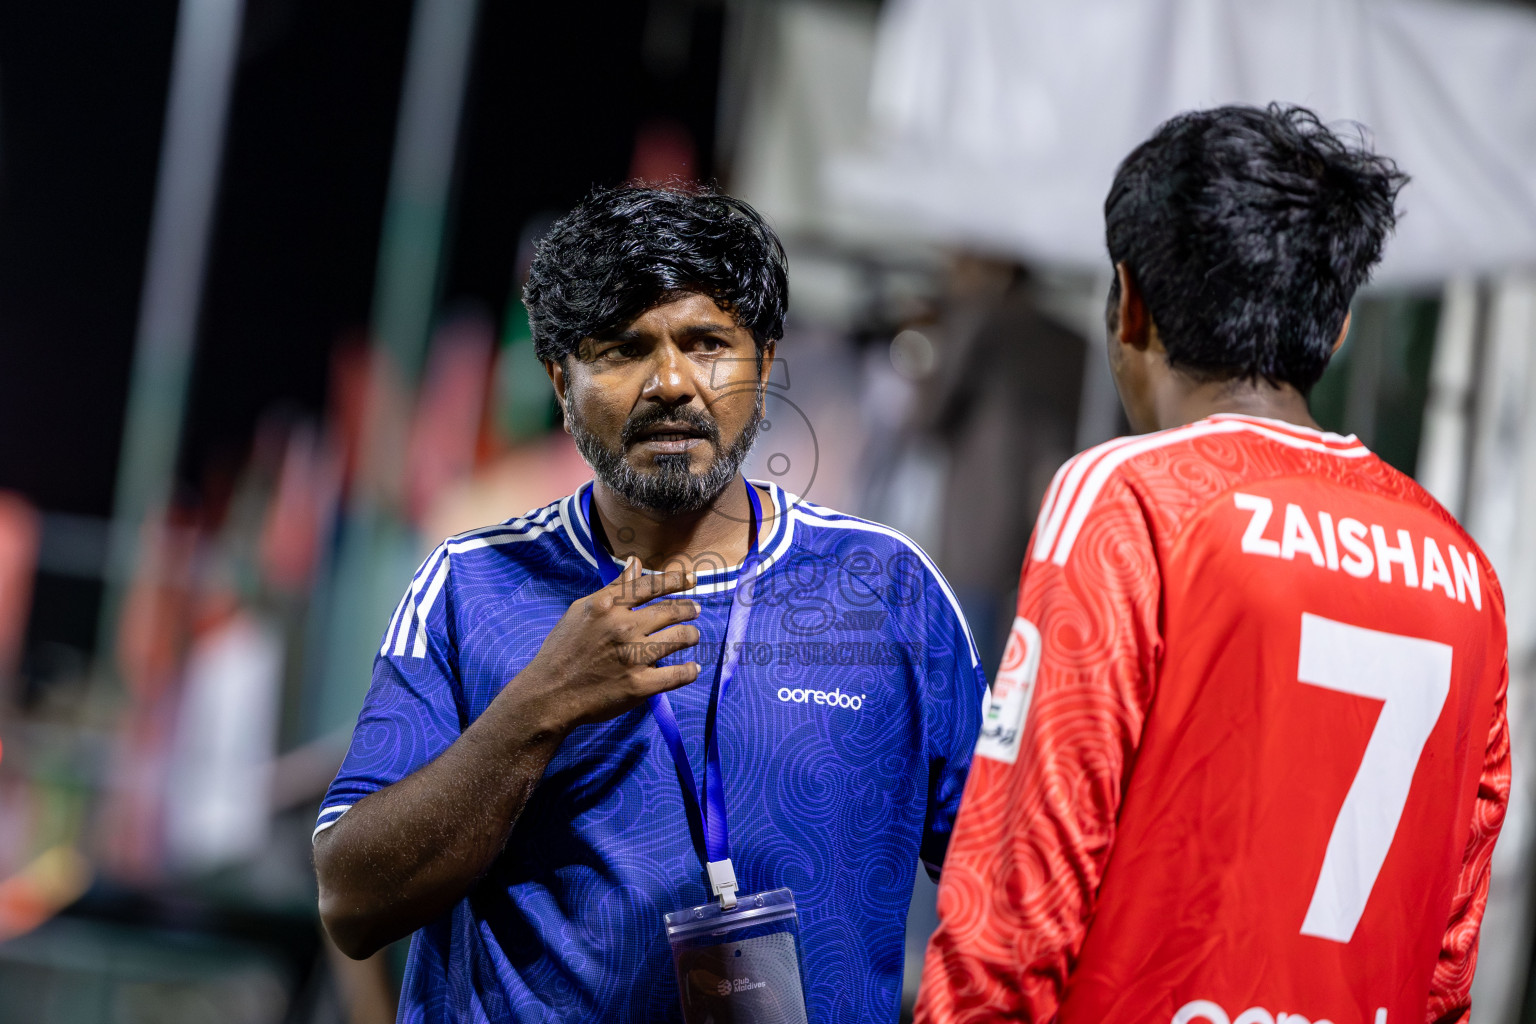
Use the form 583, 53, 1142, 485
594, 292, 745, 340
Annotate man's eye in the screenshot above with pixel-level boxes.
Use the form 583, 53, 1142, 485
695, 336, 725, 352
604, 343, 641, 359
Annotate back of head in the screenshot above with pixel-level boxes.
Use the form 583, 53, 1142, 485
1105, 104, 1408, 393
523, 184, 789, 363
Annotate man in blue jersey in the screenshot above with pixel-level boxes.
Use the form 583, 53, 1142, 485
313, 185, 986, 1023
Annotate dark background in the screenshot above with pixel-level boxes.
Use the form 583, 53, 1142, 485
0, 0, 723, 515
0, 0, 724, 669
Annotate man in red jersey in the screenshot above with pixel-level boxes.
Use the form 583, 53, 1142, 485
915, 104, 1509, 1024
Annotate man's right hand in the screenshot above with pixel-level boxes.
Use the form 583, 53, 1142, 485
520, 557, 703, 733
315, 556, 705, 960
319, 555, 712, 957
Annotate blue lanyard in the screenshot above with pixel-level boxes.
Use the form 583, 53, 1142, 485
581, 479, 764, 909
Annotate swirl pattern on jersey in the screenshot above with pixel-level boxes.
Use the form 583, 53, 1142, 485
320, 482, 987, 1024
916, 415, 1510, 1024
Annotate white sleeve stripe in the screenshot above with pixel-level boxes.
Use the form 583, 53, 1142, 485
1029, 456, 1077, 557
391, 541, 447, 655
380, 591, 410, 656
1032, 436, 1141, 561
1050, 422, 1233, 565
411, 541, 449, 589
313, 804, 353, 841
447, 520, 563, 553
392, 600, 415, 658
420, 506, 559, 574
455, 503, 558, 538
1046, 420, 1371, 565
393, 564, 432, 658
789, 510, 980, 667
413, 558, 451, 658
404, 507, 560, 590
385, 502, 575, 663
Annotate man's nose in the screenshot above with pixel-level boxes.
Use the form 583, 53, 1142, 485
641, 342, 698, 406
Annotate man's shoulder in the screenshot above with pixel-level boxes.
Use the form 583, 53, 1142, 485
1032, 416, 1381, 565
447, 494, 574, 555
428, 493, 588, 594
379, 495, 585, 658
770, 486, 976, 646
773, 488, 941, 569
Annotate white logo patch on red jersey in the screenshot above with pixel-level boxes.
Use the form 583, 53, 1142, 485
976, 617, 1042, 764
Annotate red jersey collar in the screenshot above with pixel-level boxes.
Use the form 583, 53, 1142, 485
1203, 413, 1361, 448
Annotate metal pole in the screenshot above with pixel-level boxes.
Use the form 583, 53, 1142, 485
99, 0, 246, 662
355, 0, 482, 510
309, 0, 480, 737
371, 0, 481, 394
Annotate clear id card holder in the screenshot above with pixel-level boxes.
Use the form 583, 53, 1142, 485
664, 887, 810, 1024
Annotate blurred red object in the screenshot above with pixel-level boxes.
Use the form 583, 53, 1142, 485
115, 511, 197, 704
0, 845, 92, 941
0, 493, 39, 690
328, 338, 375, 497
420, 431, 594, 544
405, 315, 495, 526
329, 337, 408, 503
259, 423, 341, 593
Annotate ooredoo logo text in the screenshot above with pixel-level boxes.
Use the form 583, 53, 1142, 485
776, 686, 866, 711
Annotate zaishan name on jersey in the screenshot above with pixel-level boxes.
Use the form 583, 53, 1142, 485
1231, 492, 1482, 606
918, 414, 1509, 1024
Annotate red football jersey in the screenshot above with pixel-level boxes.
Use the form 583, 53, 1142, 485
916, 414, 1510, 1024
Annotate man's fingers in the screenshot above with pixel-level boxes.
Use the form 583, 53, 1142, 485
633, 599, 701, 635
620, 624, 700, 666
612, 567, 696, 608
594, 556, 643, 605
614, 625, 699, 667
641, 661, 701, 693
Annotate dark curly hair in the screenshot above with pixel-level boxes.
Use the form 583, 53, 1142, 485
1105, 104, 1408, 393
523, 185, 790, 363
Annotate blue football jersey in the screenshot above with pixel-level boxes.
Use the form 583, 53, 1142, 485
317, 481, 986, 1023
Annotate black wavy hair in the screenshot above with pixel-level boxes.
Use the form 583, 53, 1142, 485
523, 184, 789, 363
1105, 104, 1408, 393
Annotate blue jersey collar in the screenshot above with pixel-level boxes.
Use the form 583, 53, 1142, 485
561, 479, 792, 595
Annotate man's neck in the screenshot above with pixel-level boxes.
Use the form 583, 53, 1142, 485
1154, 375, 1321, 433
591, 476, 771, 570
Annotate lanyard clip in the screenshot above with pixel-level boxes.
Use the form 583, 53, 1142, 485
706, 858, 739, 911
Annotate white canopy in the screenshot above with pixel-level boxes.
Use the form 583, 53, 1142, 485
826, 0, 1536, 284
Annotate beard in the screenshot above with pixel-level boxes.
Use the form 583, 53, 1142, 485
570, 399, 763, 515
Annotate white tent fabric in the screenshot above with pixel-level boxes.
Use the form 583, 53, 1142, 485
1453, 274, 1536, 1024
827, 0, 1536, 284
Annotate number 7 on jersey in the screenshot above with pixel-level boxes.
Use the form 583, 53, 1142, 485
1296, 613, 1453, 943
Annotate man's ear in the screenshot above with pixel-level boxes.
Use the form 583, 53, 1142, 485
1332, 311, 1352, 355
755, 340, 777, 416
1115, 262, 1152, 353
757, 340, 776, 386
544, 358, 571, 434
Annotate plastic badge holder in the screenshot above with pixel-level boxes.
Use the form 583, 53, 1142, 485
665, 887, 810, 1024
